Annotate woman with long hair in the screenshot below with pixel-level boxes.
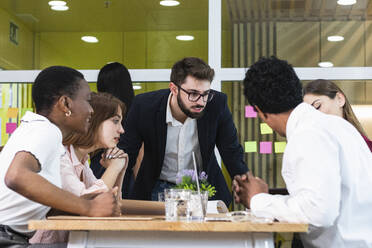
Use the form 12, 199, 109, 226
303, 79, 372, 151
96, 62, 135, 114
91, 62, 144, 198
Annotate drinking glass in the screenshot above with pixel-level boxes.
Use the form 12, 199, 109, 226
161, 189, 191, 221
189, 191, 208, 221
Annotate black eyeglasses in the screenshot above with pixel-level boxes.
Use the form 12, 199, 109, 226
177, 85, 214, 103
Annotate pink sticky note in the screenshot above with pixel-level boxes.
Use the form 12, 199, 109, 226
6, 123, 17, 134
260, 141, 272, 154
245, 106, 257, 118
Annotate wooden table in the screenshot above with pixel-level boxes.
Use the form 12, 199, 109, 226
29, 215, 308, 248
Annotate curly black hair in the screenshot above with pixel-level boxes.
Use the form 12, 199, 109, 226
32, 66, 84, 114
243, 56, 303, 114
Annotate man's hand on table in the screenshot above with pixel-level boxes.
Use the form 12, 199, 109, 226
232, 172, 269, 208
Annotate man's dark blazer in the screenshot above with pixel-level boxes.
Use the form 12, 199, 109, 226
119, 89, 248, 206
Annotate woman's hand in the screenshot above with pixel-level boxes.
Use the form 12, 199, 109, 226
100, 147, 128, 172
100, 148, 128, 191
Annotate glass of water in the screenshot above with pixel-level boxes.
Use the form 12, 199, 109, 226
159, 189, 191, 221
189, 191, 208, 221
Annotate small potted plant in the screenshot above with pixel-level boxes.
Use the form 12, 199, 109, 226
174, 169, 216, 197
174, 169, 216, 220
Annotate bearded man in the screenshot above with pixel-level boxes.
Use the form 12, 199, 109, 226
120, 57, 248, 205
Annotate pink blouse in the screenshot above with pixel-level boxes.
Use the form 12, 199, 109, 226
29, 145, 108, 244
60, 145, 108, 196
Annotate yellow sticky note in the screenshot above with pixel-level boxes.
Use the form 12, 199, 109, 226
274, 142, 287, 153
245, 141, 257, 153
7, 108, 18, 118
260, 123, 273, 134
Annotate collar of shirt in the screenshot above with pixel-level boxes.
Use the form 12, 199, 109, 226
21, 111, 50, 123
21, 111, 65, 157
166, 92, 191, 126
65, 145, 89, 176
286, 102, 316, 140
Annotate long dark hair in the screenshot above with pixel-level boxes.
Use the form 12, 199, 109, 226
97, 62, 134, 114
303, 79, 366, 136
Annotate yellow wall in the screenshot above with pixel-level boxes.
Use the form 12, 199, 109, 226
35, 29, 211, 94
0, 8, 34, 69
36, 30, 208, 69
0, 6, 230, 77
35, 32, 124, 70
0, 8, 34, 145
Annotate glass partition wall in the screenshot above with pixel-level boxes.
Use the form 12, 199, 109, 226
221, 0, 372, 193
1, 0, 372, 206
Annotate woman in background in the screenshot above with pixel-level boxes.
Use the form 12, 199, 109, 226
96, 62, 135, 117
303, 79, 372, 151
90, 62, 144, 198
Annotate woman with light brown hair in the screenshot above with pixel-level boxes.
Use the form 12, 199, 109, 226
303, 79, 372, 152
90, 62, 144, 199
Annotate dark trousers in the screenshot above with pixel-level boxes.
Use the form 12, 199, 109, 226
0, 225, 29, 248
0, 225, 67, 248
151, 180, 176, 201
291, 233, 304, 248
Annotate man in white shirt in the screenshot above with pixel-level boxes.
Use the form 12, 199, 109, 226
233, 56, 372, 248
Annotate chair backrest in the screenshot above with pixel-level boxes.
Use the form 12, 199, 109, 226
269, 188, 288, 195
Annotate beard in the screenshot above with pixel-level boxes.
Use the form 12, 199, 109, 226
177, 93, 205, 119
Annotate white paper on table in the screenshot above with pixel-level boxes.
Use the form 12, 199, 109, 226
207, 200, 229, 214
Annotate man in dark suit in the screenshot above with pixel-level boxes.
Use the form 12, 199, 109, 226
120, 57, 248, 206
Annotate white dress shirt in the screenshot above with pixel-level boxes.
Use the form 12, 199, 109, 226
0, 112, 65, 234
251, 103, 372, 248
159, 93, 202, 183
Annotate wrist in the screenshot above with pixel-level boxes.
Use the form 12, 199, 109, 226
80, 198, 92, 216
250, 192, 268, 211
108, 163, 124, 172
